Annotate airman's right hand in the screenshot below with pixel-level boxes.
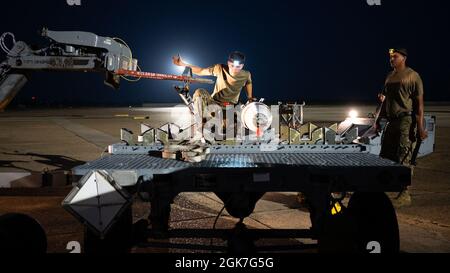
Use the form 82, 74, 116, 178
378, 93, 386, 103
418, 128, 428, 141
172, 54, 184, 66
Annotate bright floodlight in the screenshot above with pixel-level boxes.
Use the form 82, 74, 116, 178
175, 65, 186, 73
349, 110, 358, 119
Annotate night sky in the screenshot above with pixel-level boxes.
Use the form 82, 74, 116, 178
2, 0, 449, 106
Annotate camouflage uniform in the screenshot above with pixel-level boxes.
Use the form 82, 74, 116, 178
192, 88, 239, 139
192, 64, 252, 138
192, 88, 217, 123
379, 67, 424, 168
380, 116, 417, 166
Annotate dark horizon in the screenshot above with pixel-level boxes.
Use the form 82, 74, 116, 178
1, 0, 449, 107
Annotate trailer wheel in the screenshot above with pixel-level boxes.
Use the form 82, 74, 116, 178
0, 213, 47, 253
84, 206, 133, 254
318, 206, 358, 253
216, 192, 264, 219
347, 192, 400, 253
227, 222, 256, 254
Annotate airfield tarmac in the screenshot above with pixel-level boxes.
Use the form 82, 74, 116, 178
0, 104, 449, 253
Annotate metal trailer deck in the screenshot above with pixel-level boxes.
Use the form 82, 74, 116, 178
73, 146, 410, 192
64, 144, 411, 253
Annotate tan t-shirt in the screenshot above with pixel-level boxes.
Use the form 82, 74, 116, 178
382, 67, 424, 118
197, 64, 252, 104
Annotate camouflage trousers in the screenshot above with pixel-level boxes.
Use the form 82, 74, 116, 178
192, 88, 216, 123
380, 116, 417, 169
192, 88, 237, 137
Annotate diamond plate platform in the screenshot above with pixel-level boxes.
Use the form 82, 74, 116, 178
73, 148, 410, 192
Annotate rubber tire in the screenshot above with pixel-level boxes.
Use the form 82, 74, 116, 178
318, 207, 359, 253
0, 213, 47, 253
347, 192, 400, 253
226, 223, 256, 254
215, 192, 264, 219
